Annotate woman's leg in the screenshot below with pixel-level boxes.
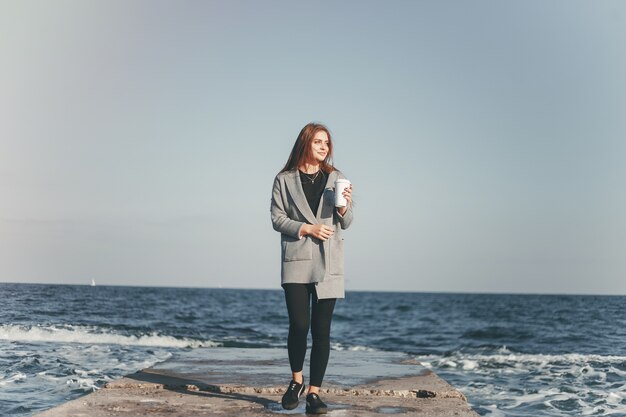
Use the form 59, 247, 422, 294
282, 283, 312, 382
308, 289, 336, 391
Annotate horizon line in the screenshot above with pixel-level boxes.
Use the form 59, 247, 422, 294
1, 281, 623, 297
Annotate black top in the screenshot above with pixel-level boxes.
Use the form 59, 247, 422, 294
299, 169, 327, 216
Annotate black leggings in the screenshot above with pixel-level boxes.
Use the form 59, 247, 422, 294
282, 283, 337, 387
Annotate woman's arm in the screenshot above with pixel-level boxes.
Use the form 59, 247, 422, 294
336, 205, 353, 230
270, 176, 305, 239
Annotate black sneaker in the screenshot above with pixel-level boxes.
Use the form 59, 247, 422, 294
281, 379, 305, 410
305, 393, 328, 414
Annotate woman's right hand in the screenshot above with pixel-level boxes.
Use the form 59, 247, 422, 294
302, 224, 334, 241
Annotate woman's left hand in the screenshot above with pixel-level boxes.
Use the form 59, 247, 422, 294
338, 184, 353, 216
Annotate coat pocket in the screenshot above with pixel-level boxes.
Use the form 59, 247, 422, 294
282, 236, 313, 262
328, 236, 345, 275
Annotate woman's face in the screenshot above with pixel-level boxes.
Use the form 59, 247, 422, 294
310, 130, 330, 163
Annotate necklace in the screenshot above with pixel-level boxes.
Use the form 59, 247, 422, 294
300, 169, 323, 184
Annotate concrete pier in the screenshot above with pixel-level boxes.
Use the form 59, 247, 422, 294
34, 348, 479, 416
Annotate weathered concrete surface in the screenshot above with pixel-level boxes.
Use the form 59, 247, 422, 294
34, 348, 479, 416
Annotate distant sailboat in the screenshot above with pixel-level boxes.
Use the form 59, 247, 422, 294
91, 279, 96, 287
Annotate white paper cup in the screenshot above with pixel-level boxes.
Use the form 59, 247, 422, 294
335, 179, 351, 207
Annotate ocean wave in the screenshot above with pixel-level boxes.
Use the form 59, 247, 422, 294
418, 348, 626, 372
65, 375, 101, 392
330, 342, 379, 352
0, 372, 27, 387
417, 346, 626, 416
0, 324, 221, 348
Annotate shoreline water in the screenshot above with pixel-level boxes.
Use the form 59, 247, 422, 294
2, 283, 625, 416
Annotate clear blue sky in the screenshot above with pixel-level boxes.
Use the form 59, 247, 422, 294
1, 1, 624, 294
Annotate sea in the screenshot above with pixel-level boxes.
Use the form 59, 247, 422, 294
0, 283, 624, 416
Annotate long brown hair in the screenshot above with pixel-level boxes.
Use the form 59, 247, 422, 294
279, 123, 336, 174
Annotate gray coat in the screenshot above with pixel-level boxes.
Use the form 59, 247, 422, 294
270, 169, 354, 299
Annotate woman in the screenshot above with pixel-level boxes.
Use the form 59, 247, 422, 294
270, 122, 353, 414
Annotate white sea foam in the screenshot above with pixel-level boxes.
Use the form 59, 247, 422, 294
460, 359, 478, 370
421, 350, 626, 371
0, 324, 221, 348
0, 372, 27, 386
607, 391, 626, 404
330, 342, 378, 352
484, 404, 507, 417
416, 349, 626, 416
65, 376, 99, 392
